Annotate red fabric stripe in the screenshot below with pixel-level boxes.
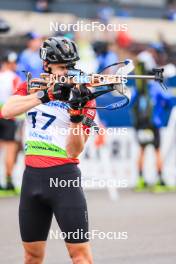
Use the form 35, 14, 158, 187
25, 155, 79, 168
14, 82, 27, 96
13, 76, 21, 94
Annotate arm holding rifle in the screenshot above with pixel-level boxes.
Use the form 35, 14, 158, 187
2, 78, 96, 159
66, 85, 96, 158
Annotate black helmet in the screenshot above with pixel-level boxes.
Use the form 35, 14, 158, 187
40, 36, 80, 64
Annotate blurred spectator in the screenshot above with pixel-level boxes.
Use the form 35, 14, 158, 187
131, 62, 172, 191
0, 50, 22, 191
97, 5, 115, 24
35, 0, 49, 12
17, 32, 43, 81
92, 41, 118, 73
165, 0, 176, 20
76, 38, 97, 74
116, 31, 132, 49
116, 4, 132, 18
137, 45, 158, 72
137, 42, 169, 71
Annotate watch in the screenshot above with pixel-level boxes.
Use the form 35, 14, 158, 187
36, 90, 49, 103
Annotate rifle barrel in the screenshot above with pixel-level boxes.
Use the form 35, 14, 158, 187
126, 75, 155, 80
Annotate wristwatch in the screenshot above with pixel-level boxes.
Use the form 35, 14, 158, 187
36, 90, 49, 103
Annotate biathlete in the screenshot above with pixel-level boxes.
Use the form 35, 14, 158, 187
2, 37, 96, 264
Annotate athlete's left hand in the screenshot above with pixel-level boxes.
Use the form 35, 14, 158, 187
47, 83, 73, 102
69, 85, 92, 110
68, 85, 93, 123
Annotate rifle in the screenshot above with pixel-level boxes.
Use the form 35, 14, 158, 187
26, 59, 166, 111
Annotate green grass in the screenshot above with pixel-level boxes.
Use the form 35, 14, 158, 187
0, 188, 21, 198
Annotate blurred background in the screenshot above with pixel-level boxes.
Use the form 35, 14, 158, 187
0, 1, 176, 263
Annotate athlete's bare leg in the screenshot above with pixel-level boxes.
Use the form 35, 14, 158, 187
23, 241, 46, 264
155, 148, 163, 173
135, 146, 148, 188
22, 241, 93, 264
155, 148, 165, 184
66, 242, 93, 264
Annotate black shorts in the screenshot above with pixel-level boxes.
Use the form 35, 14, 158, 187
0, 119, 17, 141
136, 127, 160, 149
19, 164, 89, 243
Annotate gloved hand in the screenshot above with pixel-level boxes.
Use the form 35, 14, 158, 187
68, 85, 93, 123
47, 83, 73, 102
69, 85, 92, 109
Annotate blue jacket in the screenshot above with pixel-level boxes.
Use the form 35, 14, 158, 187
131, 80, 172, 128
17, 49, 43, 81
